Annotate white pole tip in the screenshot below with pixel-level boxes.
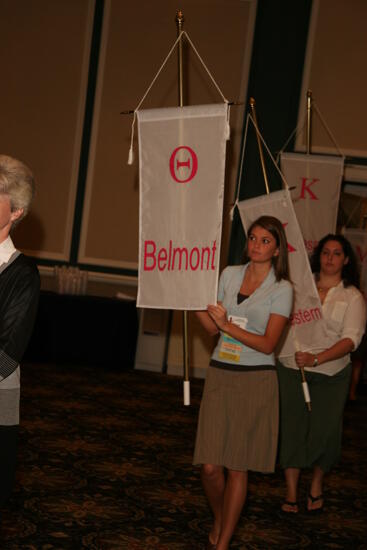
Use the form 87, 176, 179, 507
183, 380, 190, 406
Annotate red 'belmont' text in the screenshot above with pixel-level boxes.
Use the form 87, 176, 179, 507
144, 240, 217, 271
290, 307, 322, 325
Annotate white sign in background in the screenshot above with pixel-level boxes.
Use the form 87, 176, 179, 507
343, 228, 367, 301
280, 153, 344, 254
137, 103, 229, 309
237, 189, 334, 365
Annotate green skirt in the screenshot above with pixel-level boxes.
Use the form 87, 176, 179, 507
277, 362, 351, 473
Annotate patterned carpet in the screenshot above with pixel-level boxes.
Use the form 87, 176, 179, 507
0, 363, 366, 549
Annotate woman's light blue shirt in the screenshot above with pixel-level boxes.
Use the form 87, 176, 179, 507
211, 263, 293, 366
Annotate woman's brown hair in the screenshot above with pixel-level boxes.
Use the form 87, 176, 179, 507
246, 215, 290, 281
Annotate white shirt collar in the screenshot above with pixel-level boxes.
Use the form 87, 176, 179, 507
0, 236, 16, 266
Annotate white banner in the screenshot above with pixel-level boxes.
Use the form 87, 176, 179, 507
280, 153, 344, 254
237, 189, 333, 363
343, 228, 367, 301
137, 103, 229, 309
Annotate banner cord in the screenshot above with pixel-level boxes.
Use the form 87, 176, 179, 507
230, 113, 250, 220
183, 32, 229, 104
232, 112, 290, 219
344, 199, 362, 228
313, 101, 345, 158
277, 101, 345, 161
127, 30, 229, 164
247, 113, 290, 190
276, 113, 306, 163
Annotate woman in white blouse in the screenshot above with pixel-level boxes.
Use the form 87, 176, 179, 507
277, 234, 366, 514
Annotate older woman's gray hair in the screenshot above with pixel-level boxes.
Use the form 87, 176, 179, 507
0, 154, 35, 224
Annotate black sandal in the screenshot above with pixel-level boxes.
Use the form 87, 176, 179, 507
281, 501, 299, 514
307, 493, 324, 512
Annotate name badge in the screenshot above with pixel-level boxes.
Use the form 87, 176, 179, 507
218, 315, 248, 362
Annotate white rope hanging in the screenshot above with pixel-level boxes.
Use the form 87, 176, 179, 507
277, 99, 345, 161
276, 112, 306, 164
231, 111, 290, 219
342, 199, 361, 229
229, 112, 250, 221
127, 30, 230, 165
313, 101, 345, 158
247, 113, 290, 189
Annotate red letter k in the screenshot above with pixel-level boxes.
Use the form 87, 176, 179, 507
300, 177, 319, 200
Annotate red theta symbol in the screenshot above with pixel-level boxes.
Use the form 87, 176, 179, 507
169, 146, 198, 183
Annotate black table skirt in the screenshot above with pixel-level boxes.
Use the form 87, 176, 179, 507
25, 291, 138, 368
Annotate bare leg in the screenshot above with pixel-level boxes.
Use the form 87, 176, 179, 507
308, 466, 324, 510
282, 467, 300, 512
216, 469, 248, 550
201, 464, 225, 545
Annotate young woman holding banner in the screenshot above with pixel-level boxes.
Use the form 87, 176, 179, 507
278, 234, 366, 514
194, 216, 293, 550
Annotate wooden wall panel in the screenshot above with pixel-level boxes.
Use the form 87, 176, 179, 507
0, 0, 94, 259
296, 0, 367, 160
78, 0, 257, 269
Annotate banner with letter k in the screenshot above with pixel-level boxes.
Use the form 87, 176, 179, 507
280, 152, 343, 255
137, 103, 229, 309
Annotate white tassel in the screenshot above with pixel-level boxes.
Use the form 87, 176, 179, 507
127, 146, 134, 165
225, 103, 231, 140
127, 111, 137, 165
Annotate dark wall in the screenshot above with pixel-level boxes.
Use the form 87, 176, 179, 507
229, 0, 313, 264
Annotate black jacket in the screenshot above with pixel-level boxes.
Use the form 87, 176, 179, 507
0, 253, 40, 381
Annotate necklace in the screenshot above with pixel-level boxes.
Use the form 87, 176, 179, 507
317, 286, 329, 292
317, 283, 339, 293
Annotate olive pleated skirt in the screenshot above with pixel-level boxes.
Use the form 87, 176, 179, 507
193, 365, 279, 472
277, 361, 351, 472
